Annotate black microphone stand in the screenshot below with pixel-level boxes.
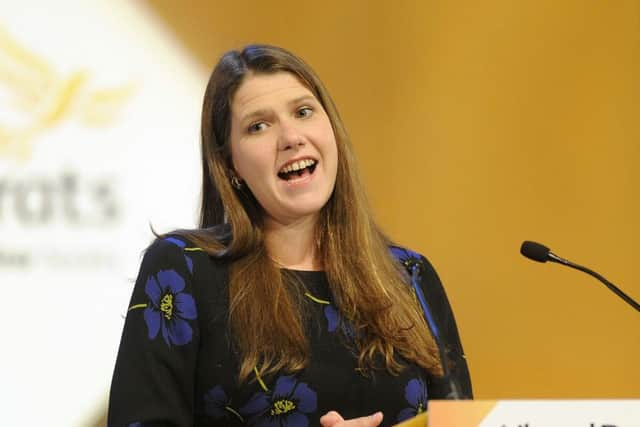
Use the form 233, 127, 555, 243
547, 252, 640, 312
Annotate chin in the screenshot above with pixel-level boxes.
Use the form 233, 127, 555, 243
277, 199, 330, 222
289, 204, 326, 219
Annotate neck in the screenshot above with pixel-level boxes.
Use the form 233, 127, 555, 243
264, 215, 321, 271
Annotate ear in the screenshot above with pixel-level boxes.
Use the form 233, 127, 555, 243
229, 168, 244, 182
227, 159, 245, 189
226, 155, 242, 181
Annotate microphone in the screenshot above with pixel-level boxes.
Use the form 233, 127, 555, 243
520, 241, 639, 312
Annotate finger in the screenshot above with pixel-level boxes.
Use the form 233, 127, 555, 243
320, 410, 344, 427
342, 411, 384, 427
364, 411, 384, 426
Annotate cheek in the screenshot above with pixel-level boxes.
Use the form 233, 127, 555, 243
324, 134, 339, 171
319, 121, 338, 159
231, 144, 271, 181
231, 148, 253, 182
230, 144, 247, 174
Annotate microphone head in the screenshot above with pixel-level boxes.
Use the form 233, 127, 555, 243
520, 241, 551, 263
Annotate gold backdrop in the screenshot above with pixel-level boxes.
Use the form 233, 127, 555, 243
145, 0, 639, 398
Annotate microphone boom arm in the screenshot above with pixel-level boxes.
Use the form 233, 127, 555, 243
547, 251, 640, 312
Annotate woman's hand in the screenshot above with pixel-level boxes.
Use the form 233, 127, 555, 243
320, 411, 384, 427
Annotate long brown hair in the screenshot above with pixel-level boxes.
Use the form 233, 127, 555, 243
172, 44, 443, 382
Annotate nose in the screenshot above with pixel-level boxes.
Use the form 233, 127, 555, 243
277, 119, 305, 151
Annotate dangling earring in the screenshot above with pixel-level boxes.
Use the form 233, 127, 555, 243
231, 175, 243, 190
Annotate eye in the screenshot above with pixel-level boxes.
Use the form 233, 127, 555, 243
295, 106, 313, 118
247, 122, 268, 134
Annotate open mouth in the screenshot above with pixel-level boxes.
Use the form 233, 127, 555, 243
277, 159, 317, 181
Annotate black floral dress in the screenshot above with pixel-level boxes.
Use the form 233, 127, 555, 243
108, 237, 472, 427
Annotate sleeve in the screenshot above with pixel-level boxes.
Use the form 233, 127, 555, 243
417, 255, 473, 399
108, 238, 200, 426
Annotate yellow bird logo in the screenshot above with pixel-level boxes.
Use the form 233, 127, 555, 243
0, 26, 134, 161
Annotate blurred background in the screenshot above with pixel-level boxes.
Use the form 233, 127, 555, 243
1, 1, 638, 425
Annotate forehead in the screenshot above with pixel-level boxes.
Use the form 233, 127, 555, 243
231, 72, 316, 116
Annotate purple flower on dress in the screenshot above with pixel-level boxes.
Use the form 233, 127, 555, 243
239, 375, 317, 427
397, 377, 428, 422
144, 269, 197, 346
324, 305, 339, 333
204, 385, 243, 422
324, 305, 355, 339
165, 237, 194, 273
390, 246, 422, 272
204, 385, 229, 418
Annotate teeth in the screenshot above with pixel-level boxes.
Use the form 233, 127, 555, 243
280, 159, 316, 174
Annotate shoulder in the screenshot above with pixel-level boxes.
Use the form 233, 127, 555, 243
141, 234, 227, 282
388, 244, 446, 307
143, 236, 199, 272
389, 245, 423, 265
137, 235, 230, 324
388, 245, 438, 277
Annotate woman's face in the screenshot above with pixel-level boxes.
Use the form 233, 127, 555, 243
229, 72, 338, 226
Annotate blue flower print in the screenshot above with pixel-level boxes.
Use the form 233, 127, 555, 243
324, 305, 339, 332
397, 377, 428, 422
389, 246, 422, 272
204, 385, 244, 422
143, 269, 197, 346
389, 246, 439, 338
165, 237, 194, 274
324, 305, 356, 340
204, 385, 229, 418
240, 375, 317, 427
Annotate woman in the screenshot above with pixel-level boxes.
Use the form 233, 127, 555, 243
109, 44, 471, 427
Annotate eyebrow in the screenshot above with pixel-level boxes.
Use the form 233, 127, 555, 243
288, 94, 317, 107
239, 95, 318, 124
